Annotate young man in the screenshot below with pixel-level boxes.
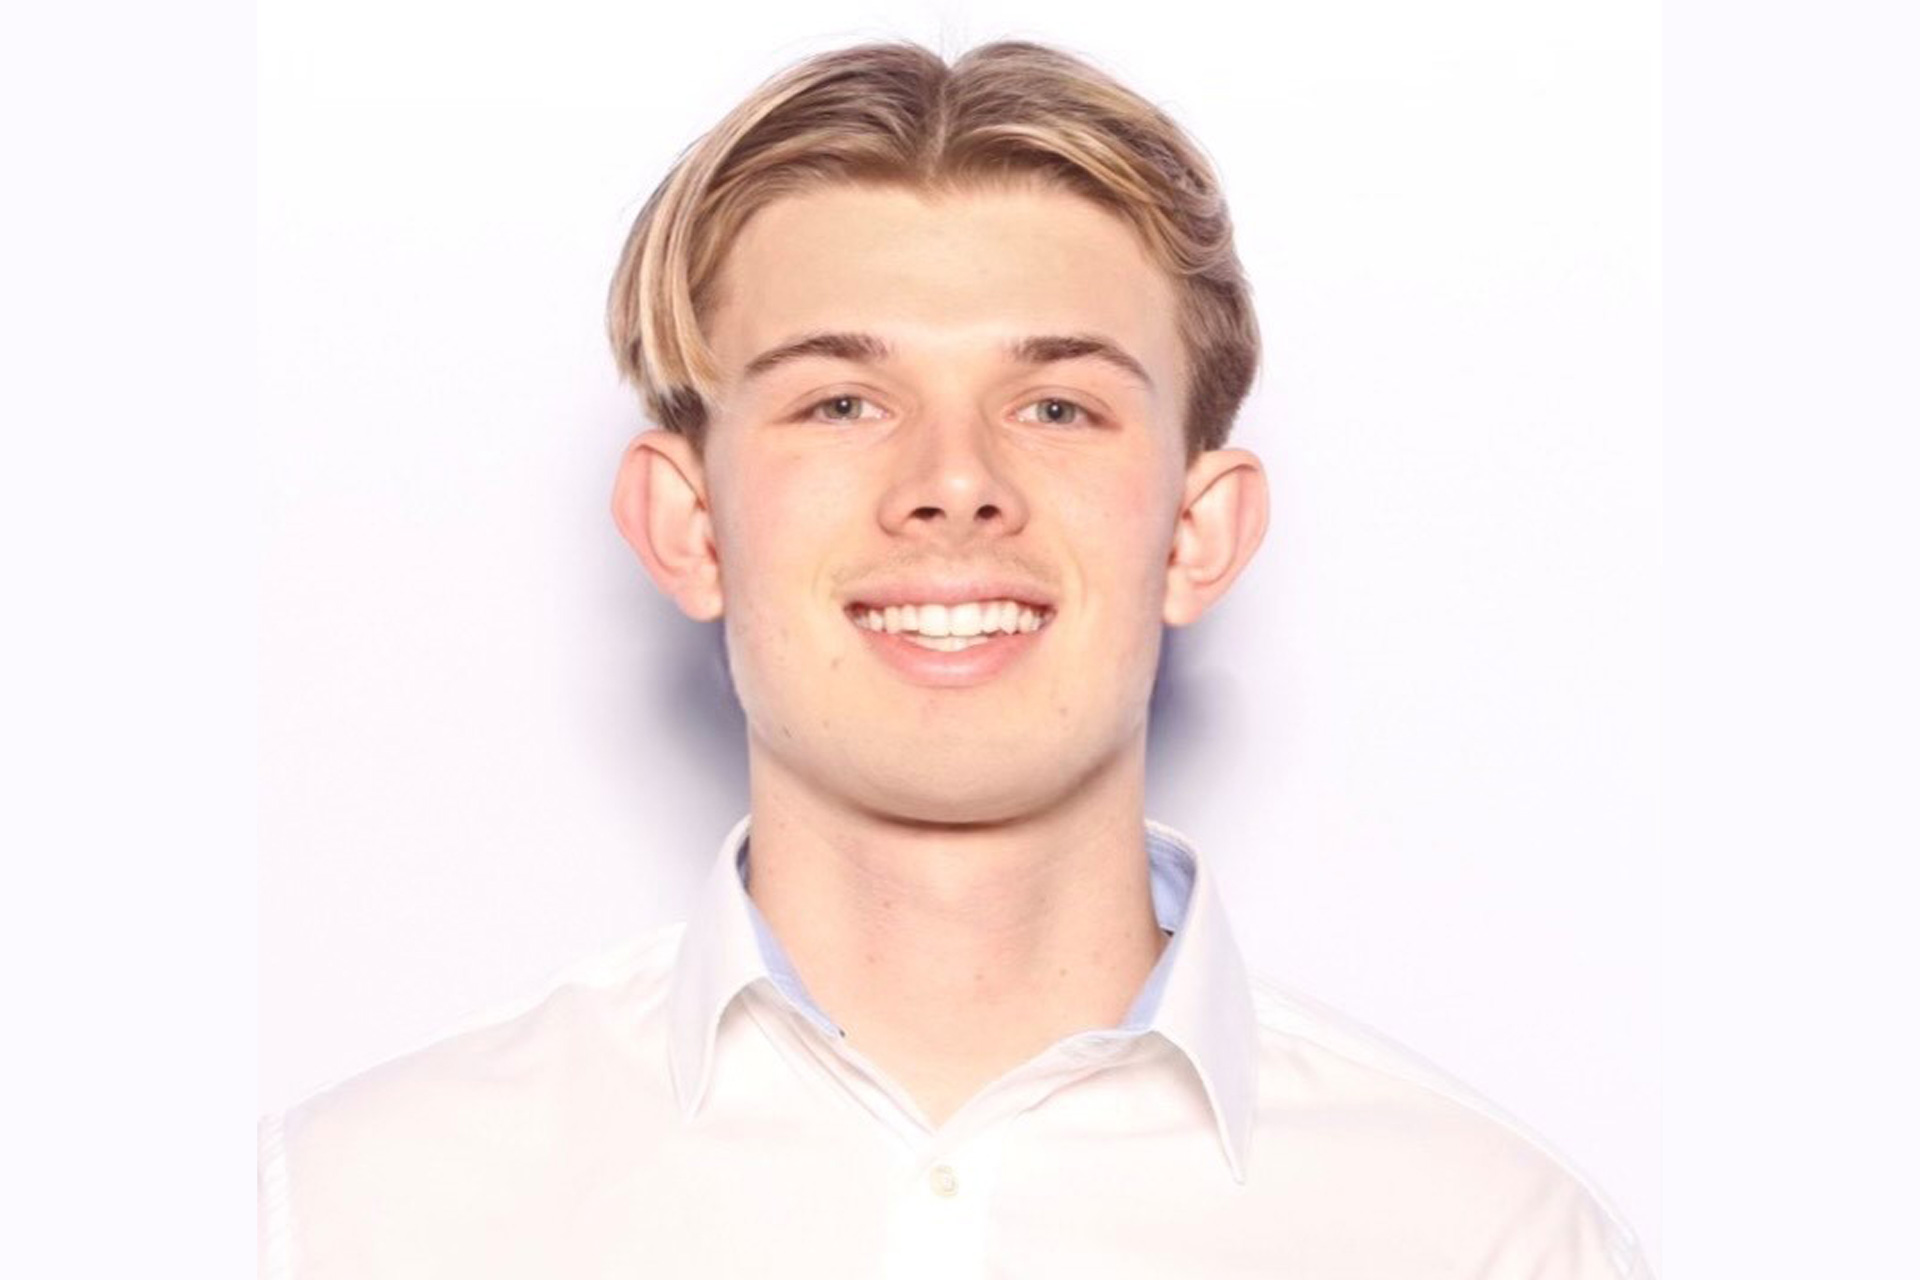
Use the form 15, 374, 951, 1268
259, 39, 1651, 1278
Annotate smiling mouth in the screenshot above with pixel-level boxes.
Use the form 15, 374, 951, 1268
843, 600, 1055, 651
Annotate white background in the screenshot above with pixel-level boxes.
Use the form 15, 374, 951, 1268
256, 0, 1662, 1265
10, 0, 1919, 1275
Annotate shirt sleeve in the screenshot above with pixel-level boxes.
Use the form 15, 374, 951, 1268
258, 1111, 294, 1280
1508, 1179, 1657, 1280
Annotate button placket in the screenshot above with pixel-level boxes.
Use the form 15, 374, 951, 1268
880, 1123, 1013, 1280
928, 1162, 960, 1197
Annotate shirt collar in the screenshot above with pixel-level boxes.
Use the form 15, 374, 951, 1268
666, 813, 1259, 1183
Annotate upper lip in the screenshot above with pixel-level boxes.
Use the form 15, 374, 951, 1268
842, 578, 1057, 612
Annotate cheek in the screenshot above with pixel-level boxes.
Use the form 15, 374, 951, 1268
712, 457, 856, 665
715, 456, 833, 583
1066, 469, 1177, 593
1048, 478, 1175, 701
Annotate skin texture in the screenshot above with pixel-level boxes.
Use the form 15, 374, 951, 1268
612, 181, 1269, 1126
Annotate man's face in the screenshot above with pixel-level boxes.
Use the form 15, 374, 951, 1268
696, 181, 1198, 824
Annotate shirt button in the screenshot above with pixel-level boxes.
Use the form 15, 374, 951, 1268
928, 1163, 959, 1197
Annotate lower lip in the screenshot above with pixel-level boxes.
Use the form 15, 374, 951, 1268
846, 612, 1050, 688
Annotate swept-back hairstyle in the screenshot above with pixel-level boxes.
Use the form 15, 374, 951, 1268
605, 38, 1259, 464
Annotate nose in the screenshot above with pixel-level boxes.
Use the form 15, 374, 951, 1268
876, 408, 1030, 543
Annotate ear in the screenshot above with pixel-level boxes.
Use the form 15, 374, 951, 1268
1163, 447, 1270, 628
611, 428, 724, 621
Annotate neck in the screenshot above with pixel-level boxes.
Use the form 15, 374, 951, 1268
740, 732, 1167, 1125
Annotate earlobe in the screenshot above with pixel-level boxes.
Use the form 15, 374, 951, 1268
1162, 448, 1271, 628
610, 428, 724, 621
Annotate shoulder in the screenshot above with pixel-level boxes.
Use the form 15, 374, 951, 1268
1242, 970, 1653, 1280
258, 923, 686, 1278
273, 922, 685, 1137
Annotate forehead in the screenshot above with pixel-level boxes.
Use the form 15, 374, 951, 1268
706, 182, 1184, 393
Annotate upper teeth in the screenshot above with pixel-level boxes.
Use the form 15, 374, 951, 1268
853, 600, 1051, 637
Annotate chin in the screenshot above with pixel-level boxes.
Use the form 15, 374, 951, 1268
867, 792, 1048, 829
837, 745, 1115, 827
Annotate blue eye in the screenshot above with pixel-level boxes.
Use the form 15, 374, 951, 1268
804, 394, 884, 423
1015, 397, 1092, 427
798, 394, 1097, 427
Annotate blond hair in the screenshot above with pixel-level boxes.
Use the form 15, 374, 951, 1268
605, 38, 1259, 464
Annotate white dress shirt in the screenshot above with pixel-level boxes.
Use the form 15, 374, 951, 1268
258, 814, 1652, 1278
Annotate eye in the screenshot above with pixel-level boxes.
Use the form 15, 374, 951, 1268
801, 394, 887, 424
1014, 396, 1095, 428
797, 393, 1097, 427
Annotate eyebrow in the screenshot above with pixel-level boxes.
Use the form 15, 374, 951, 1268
740, 330, 1156, 392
